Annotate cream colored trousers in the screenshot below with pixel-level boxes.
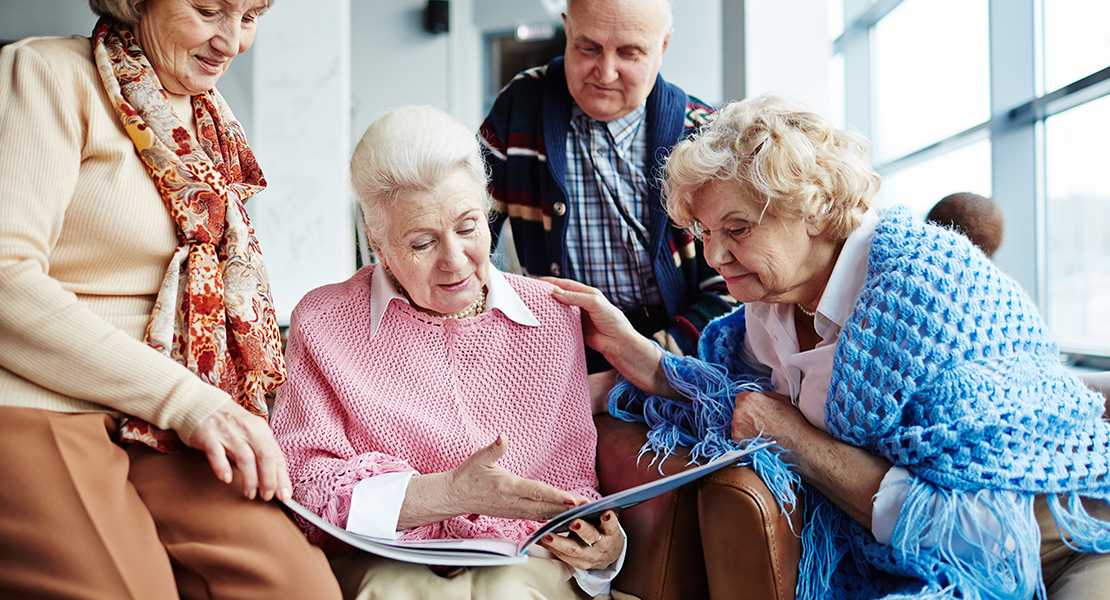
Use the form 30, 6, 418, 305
330, 552, 640, 600
1039, 495, 1110, 600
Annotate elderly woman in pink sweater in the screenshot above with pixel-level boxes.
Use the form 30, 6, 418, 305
271, 105, 628, 599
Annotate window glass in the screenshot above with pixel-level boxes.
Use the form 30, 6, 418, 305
1044, 94, 1110, 354
1043, 0, 1110, 93
828, 0, 844, 40
872, 0, 989, 163
877, 139, 992, 221
829, 52, 845, 129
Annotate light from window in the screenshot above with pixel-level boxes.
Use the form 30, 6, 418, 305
829, 52, 846, 129
1043, 0, 1110, 94
876, 139, 992, 221
828, 0, 844, 40
1044, 94, 1110, 355
872, 0, 989, 163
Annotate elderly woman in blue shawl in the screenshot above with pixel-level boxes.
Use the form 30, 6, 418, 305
547, 93, 1110, 600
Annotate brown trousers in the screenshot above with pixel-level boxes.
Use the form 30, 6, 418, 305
0, 407, 341, 600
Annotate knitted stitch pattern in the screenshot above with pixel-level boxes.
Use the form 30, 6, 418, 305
272, 266, 599, 547
610, 206, 1110, 600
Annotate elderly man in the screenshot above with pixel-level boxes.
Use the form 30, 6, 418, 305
480, 0, 732, 373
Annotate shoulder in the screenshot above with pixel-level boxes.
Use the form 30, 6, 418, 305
501, 273, 580, 323
868, 205, 975, 270
1, 36, 96, 86
3, 35, 91, 61
651, 74, 714, 129
495, 59, 556, 101
683, 93, 714, 129
289, 266, 373, 330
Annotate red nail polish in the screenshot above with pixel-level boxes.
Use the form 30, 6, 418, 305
543, 535, 554, 543
602, 512, 612, 521
571, 522, 581, 531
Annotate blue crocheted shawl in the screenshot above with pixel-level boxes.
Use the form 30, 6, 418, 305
609, 205, 1110, 600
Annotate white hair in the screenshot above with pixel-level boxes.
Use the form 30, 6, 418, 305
350, 105, 492, 247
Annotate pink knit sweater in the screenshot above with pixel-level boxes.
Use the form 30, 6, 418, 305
272, 265, 599, 546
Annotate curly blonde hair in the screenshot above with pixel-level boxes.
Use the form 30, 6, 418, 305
663, 93, 880, 241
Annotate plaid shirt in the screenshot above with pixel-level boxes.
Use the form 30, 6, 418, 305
565, 103, 664, 310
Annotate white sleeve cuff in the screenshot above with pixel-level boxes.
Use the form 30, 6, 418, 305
571, 523, 628, 597
346, 471, 417, 540
871, 465, 913, 545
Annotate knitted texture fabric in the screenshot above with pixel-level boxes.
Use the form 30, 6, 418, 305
478, 56, 732, 355
610, 205, 1110, 600
272, 265, 599, 547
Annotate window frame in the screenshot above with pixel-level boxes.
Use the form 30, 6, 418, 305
834, 0, 1110, 359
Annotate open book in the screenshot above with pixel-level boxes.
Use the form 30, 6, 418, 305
283, 442, 771, 566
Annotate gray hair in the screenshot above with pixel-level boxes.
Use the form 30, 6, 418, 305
664, 93, 880, 242
89, 0, 274, 26
89, 0, 146, 25
350, 105, 492, 248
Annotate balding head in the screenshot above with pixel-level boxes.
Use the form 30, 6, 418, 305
927, 192, 1005, 257
563, 0, 673, 121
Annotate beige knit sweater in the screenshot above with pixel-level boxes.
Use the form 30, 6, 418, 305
0, 36, 232, 439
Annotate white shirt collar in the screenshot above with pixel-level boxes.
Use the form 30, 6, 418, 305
812, 208, 881, 339
368, 264, 540, 342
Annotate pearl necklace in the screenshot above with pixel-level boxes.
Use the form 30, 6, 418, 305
433, 286, 487, 319
387, 269, 487, 319
797, 303, 817, 318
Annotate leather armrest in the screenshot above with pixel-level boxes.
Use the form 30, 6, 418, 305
594, 414, 708, 600
698, 463, 801, 600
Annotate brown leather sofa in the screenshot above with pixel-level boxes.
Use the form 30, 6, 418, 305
594, 414, 801, 600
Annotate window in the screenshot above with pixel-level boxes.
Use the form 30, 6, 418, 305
871, 0, 989, 163
1044, 95, 1110, 354
834, 0, 1110, 357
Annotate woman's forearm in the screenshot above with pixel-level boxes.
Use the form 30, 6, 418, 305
776, 419, 891, 529
396, 472, 462, 530
604, 333, 683, 401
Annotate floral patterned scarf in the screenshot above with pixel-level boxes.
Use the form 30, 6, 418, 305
93, 19, 286, 452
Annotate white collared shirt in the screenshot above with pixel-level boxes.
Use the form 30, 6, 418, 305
367, 263, 540, 344
739, 210, 918, 540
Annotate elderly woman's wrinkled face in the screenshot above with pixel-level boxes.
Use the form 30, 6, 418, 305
691, 179, 833, 308
374, 168, 491, 316
135, 0, 268, 96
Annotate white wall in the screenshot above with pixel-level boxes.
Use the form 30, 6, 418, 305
249, 0, 354, 324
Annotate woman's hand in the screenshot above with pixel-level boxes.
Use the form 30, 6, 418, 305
182, 400, 292, 502
543, 277, 678, 400
541, 277, 639, 358
448, 434, 587, 520
731, 389, 808, 445
399, 435, 587, 530
538, 510, 624, 571
732, 389, 893, 529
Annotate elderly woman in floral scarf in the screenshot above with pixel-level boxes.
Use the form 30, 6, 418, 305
0, 0, 339, 597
